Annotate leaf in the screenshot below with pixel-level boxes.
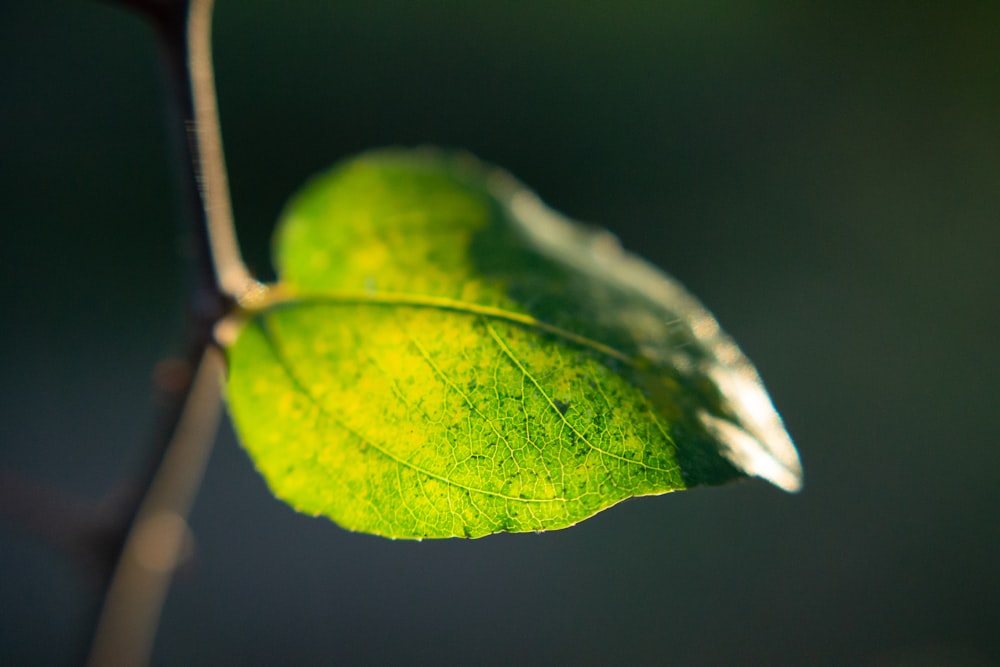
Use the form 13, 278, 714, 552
223, 149, 802, 540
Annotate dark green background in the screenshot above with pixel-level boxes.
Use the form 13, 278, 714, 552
2, 1, 998, 665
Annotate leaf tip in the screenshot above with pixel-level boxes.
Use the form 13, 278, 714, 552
697, 411, 803, 493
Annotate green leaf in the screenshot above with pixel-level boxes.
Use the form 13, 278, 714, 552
223, 149, 802, 539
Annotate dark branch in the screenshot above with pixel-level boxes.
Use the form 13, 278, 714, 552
0, 469, 124, 580
78, 0, 232, 663
88, 0, 226, 584
97, 0, 174, 26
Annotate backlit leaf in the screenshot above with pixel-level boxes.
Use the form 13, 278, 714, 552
222, 149, 802, 539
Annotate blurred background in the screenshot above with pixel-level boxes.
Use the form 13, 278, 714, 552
2, 1, 998, 665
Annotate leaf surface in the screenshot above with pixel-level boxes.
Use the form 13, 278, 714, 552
224, 149, 802, 539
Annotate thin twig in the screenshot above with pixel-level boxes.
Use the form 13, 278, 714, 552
85, 347, 224, 667
187, 0, 262, 303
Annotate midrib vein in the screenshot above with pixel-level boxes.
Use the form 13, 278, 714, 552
245, 288, 634, 364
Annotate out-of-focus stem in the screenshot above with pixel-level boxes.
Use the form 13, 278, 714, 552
85, 348, 223, 667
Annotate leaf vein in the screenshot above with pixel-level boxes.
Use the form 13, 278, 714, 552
251, 289, 634, 364
484, 320, 679, 476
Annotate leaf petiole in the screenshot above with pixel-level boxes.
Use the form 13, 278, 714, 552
187, 0, 264, 303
